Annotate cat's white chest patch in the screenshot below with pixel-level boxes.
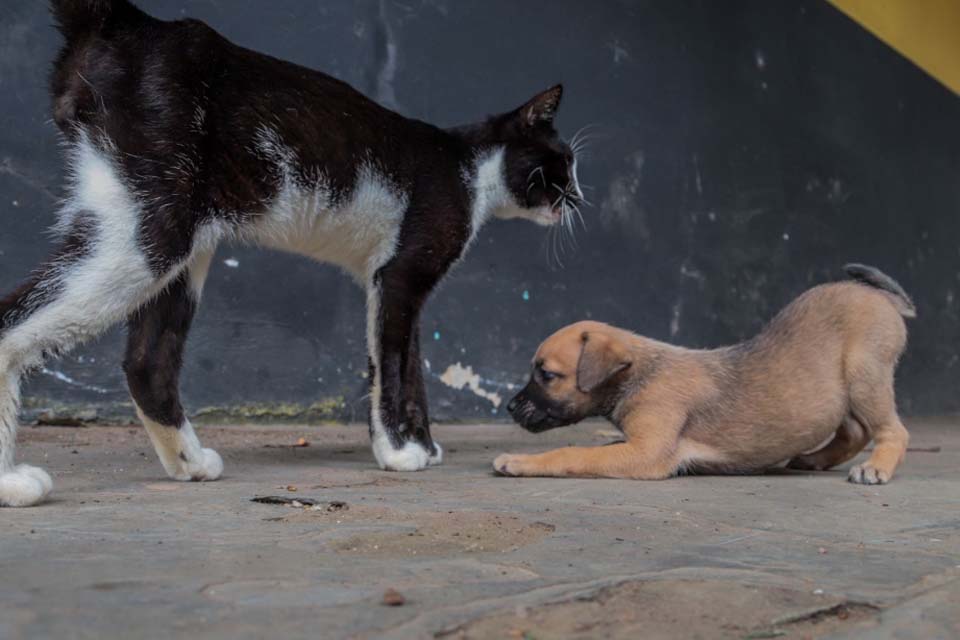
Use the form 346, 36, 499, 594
250, 127, 408, 280
255, 167, 407, 281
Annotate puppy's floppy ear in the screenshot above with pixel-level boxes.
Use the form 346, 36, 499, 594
576, 331, 631, 393
517, 84, 563, 128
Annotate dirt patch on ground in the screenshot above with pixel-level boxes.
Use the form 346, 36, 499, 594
331, 514, 556, 555
438, 579, 877, 640
306, 472, 410, 489
262, 503, 556, 555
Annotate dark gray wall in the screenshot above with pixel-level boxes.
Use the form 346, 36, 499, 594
1, 0, 958, 423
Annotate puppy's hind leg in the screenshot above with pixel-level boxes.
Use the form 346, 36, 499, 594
124, 252, 222, 482
846, 356, 909, 485
786, 415, 869, 471
848, 415, 908, 485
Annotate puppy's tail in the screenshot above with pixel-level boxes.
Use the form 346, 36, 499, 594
50, 0, 143, 40
844, 264, 917, 318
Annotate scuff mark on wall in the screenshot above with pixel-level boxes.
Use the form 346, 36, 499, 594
669, 300, 682, 338
439, 362, 502, 408
607, 38, 630, 64
0, 156, 57, 201
40, 367, 110, 395
372, 0, 399, 110
601, 151, 650, 243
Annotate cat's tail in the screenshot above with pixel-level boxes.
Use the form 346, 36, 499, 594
844, 263, 917, 318
50, 0, 144, 39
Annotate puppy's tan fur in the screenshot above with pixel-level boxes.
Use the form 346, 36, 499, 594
496, 270, 914, 484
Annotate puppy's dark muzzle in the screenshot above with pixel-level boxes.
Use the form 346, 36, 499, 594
508, 389, 569, 433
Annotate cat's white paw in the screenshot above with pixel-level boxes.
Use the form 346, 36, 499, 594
0, 465, 53, 507
192, 448, 224, 481
373, 437, 431, 472
427, 441, 443, 466
171, 448, 223, 482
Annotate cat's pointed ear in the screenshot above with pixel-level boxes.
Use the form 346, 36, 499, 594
516, 84, 563, 129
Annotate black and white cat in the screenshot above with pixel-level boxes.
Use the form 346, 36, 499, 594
0, 0, 584, 506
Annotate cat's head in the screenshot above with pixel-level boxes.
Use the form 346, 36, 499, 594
470, 85, 584, 227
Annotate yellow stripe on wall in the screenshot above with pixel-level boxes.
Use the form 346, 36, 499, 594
828, 0, 960, 96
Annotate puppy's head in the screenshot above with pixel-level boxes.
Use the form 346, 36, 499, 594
508, 321, 633, 432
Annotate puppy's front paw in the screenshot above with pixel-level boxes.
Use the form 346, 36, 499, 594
493, 453, 532, 477
848, 463, 890, 485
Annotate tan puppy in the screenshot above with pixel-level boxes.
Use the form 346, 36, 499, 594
496, 265, 915, 485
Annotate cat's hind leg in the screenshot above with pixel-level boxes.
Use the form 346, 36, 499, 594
0, 219, 181, 506
0, 277, 43, 506
124, 251, 222, 482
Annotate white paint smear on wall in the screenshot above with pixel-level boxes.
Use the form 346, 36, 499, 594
439, 363, 502, 408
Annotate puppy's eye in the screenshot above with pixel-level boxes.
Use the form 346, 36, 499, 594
540, 370, 560, 382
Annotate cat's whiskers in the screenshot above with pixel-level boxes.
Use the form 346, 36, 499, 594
570, 124, 600, 158
562, 198, 574, 238
549, 183, 581, 253
527, 166, 546, 189
550, 184, 565, 210
568, 198, 586, 231
526, 165, 546, 202
571, 137, 597, 156
569, 124, 598, 154
561, 205, 575, 251
544, 221, 563, 268
554, 224, 567, 260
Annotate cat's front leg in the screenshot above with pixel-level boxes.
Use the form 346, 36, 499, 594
403, 331, 442, 465
365, 269, 440, 471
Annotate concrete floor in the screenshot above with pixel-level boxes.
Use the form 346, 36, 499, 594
1, 419, 958, 639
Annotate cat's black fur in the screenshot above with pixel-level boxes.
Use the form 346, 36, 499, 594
0, 0, 583, 505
